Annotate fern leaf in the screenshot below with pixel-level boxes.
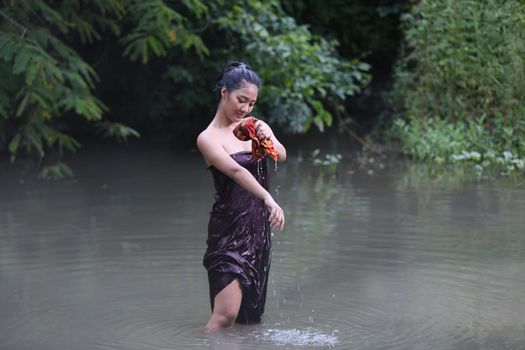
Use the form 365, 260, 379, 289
25, 127, 44, 157
32, 0, 71, 33
57, 133, 81, 154
180, 0, 208, 18
8, 133, 21, 154
15, 93, 30, 117
39, 161, 74, 180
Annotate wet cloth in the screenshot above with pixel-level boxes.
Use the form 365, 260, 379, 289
233, 116, 279, 161
203, 151, 271, 324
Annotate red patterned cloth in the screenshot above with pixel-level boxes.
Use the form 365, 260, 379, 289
233, 116, 278, 161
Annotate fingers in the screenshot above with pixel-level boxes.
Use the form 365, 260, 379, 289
268, 205, 277, 223
255, 121, 272, 140
265, 197, 285, 231
270, 209, 279, 229
269, 206, 284, 231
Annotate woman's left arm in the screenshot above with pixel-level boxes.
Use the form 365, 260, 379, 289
255, 120, 287, 162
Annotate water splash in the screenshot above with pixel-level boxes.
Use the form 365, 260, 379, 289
257, 328, 339, 347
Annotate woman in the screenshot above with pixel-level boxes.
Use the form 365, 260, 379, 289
197, 62, 286, 331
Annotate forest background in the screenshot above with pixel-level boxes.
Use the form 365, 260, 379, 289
0, 0, 523, 178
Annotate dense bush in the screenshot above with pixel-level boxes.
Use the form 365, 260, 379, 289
0, 0, 207, 176
214, 0, 370, 133
390, 0, 525, 175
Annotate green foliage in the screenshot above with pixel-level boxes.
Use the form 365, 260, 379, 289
390, 0, 525, 175
0, 0, 371, 177
310, 149, 343, 174
0, 26, 101, 157
392, 115, 525, 176
0, 0, 133, 171
96, 121, 140, 141
213, 0, 370, 133
121, 0, 208, 63
39, 161, 74, 180
0, 0, 207, 174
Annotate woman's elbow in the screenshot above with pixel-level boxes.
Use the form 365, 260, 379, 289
229, 166, 246, 181
278, 149, 287, 162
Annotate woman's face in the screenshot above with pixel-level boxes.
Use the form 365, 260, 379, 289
221, 82, 258, 122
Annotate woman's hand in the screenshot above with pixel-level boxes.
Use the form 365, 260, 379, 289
255, 120, 273, 141
254, 119, 287, 162
264, 196, 285, 231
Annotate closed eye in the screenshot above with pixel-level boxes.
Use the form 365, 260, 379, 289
238, 96, 256, 106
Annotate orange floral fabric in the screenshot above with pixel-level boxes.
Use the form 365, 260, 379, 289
233, 116, 278, 161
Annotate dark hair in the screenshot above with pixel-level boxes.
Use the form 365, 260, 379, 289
214, 61, 261, 99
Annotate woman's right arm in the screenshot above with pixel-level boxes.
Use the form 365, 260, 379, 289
197, 133, 285, 230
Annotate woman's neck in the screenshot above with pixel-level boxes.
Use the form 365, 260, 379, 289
211, 108, 235, 129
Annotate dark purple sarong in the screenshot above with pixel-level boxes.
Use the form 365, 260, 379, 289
204, 151, 271, 324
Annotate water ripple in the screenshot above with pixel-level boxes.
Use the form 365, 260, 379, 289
2, 151, 525, 350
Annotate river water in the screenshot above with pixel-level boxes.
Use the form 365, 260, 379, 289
1, 146, 524, 350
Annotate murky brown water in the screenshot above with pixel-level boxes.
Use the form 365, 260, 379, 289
1, 146, 524, 349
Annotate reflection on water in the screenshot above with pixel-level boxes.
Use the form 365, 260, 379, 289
1, 146, 524, 349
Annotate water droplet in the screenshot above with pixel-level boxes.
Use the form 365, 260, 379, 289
258, 328, 338, 347
256, 159, 263, 177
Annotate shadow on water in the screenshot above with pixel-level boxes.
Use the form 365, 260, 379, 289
1, 144, 524, 349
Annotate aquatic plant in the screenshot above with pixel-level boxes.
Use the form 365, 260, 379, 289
310, 149, 342, 173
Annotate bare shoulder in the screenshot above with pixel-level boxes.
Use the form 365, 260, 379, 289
197, 127, 227, 160
196, 127, 242, 173
197, 129, 214, 152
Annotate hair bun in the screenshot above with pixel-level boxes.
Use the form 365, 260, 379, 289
213, 61, 261, 100
223, 61, 249, 74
